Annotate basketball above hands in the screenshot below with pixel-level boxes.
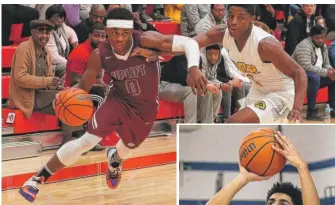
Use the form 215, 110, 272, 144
239, 128, 287, 176
54, 88, 94, 126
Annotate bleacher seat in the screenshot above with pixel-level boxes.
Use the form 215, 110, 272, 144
2, 108, 60, 134
2, 75, 10, 99
275, 10, 285, 21
2, 46, 16, 68
303, 87, 329, 104
152, 22, 180, 35
9, 23, 29, 45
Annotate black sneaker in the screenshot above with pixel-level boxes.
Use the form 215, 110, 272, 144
306, 108, 323, 121
331, 109, 335, 118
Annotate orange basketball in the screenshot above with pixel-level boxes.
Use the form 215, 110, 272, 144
54, 88, 94, 126
239, 128, 287, 176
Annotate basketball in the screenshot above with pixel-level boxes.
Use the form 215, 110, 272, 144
239, 128, 287, 176
54, 88, 94, 126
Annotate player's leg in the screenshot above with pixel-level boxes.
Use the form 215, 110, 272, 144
106, 118, 153, 189
306, 72, 322, 120
221, 90, 232, 121
19, 99, 118, 202
87, 86, 106, 151
158, 81, 197, 123
320, 76, 335, 117
198, 91, 215, 123
19, 132, 103, 202
212, 90, 223, 122
226, 107, 260, 123
228, 91, 293, 123
106, 138, 134, 189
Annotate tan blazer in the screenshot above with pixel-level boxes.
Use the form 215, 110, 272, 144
8, 38, 55, 119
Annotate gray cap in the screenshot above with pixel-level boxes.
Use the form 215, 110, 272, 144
30, 20, 54, 29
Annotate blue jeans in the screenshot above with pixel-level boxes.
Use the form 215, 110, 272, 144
307, 71, 335, 109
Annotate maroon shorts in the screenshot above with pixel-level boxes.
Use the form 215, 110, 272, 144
87, 97, 154, 149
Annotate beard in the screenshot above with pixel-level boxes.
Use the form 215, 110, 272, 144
312, 41, 323, 48
91, 41, 99, 49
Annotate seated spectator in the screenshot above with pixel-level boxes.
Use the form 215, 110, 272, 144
255, 5, 277, 31
22, 4, 53, 20
151, 4, 171, 21
63, 4, 81, 27
74, 4, 105, 44
8, 20, 82, 145
285, 4, 316, 55
132, 4, 153, 22
104, 4, 121, 14
65, 23, 107, 151
46, 4, 78, 79
316, 4, 335, 32
315, 16, 327, 28
292, 25, 335, 120
195, 4, 226, 35
328, 30, 335, 67
2, 4, 39, 46
79, 4, 92, 21
132, 5, 171, 22
180, 4, 210, 37
254, 20, 273, 34
65, 23, 106, 101
164, 4, 183, 24
159, 51, 223, 124
210, 45, 251, 122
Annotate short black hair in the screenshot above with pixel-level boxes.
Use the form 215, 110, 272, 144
310, 24, 327, 36
227, 4, 256, 16
206, 44, 221, 51
266, 182, 302, 205
106, 7, 133, 21
89, 23, 105, 34
45, 4, 66, 20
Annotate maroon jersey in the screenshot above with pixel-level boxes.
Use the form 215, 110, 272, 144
99, 31, 160, 122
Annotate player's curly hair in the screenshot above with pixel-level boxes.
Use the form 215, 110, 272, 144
266, 182, 302, 205
227, 4, 256, 16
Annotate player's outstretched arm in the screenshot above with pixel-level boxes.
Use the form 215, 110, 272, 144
140, 31, 208, 95
207, 164, 271, 205
272, 132, 320, 205
74, 49, 102, 93
193, 24, 226, 48
258, 37, 307, 123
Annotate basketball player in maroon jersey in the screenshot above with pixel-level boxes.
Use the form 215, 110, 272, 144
206, 131, 319, 205
19, 8, 208, 202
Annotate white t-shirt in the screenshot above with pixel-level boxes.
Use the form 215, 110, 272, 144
315, 47, 323, 68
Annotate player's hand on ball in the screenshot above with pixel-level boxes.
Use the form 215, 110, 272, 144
272, 131, 307, 169
187, 66, 208, 96
239, 163, 272, 182
287, 108, 302, 123
206, 83, 219, 94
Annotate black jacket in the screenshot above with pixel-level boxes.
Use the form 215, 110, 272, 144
255, 5, 277, 31
285, 9, 315, 55
160, 54, 230, 86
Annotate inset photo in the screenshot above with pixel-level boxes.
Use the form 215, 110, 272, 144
179, 124, 335, 205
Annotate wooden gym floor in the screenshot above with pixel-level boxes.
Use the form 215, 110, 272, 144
2, 136, 176, 205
